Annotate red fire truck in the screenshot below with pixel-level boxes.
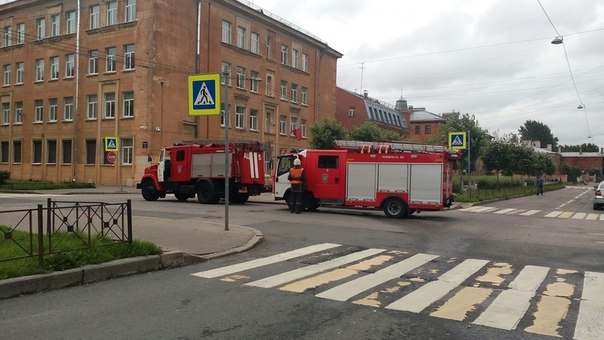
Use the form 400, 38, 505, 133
273, 140, 460, 218
137, 141, 266, 204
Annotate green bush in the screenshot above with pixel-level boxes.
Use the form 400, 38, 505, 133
0, 171, 9, 184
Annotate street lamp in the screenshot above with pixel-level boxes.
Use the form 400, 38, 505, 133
551, 36, 563, 44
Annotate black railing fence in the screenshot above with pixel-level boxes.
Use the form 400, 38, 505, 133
0, 199, 132, 265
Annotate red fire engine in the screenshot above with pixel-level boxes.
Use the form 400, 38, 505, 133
273, 140, 460, 218
137, 141, 266, 204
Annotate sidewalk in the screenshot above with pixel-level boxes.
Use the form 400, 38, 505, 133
0, 186, 273, 299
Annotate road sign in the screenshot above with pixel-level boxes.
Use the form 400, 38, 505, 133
449, 132, 467, 150
106, 151, 117, 164
105, 137, 119, 152
188, 74, 221, 115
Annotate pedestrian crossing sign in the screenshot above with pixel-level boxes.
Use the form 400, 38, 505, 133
104, 137, 118, 152
449, 132, 466, 150
188, 74, 221, 115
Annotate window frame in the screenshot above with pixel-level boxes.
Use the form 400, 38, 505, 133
123, 44, 135, 70
104, 92, 116, 119
87, 95, 97, 119
48, 98, 58, 122
65, 53, 75, 78
50, 56, 59, 80
106, 1, 118, 26
2, 64, 10, 85
88, 50, 98, 75
105, 47, 117, 73
35, 59, 44, 81
36, 17, 45, 40
125, 0, 136, 22
122, 91, 134, 118
63, 97, 74, 121
221, 20, 231, 44
34, 99, 43, 123
90, 5, 100, 29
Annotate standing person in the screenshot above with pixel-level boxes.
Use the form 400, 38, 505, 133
288, 158, 306, 214
536, 176, 544, 196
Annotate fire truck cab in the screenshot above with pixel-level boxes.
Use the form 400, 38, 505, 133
274, 140, 459, 218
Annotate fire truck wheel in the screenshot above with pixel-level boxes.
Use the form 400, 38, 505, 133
197, 181, 219, 204
304, 195, 319, 212
141, 181, 160, 201
383, 198, 408, 218
174, 192, 190, 201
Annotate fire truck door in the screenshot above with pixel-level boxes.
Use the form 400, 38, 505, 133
157, 149, 167, 182
312, 154, 344, 200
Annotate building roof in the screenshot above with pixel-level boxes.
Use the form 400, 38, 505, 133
410, 108, 445, 123
559, 152, 604, 158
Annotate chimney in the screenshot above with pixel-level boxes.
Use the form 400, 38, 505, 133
363, 90, 368, 98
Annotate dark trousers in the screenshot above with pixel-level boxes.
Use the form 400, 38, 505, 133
290, 183, 305, 214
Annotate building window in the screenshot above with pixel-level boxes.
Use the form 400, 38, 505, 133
50, 14, 60, 37
292, 49, 299, 68
34, 99, 43, 122
64, 97, 73, 121
235, 106, 245, 129
36, 17, 46, 40
0, 141, 8, 163
66, 11, 76, 34
15, 62, 23, 84
105, 47, 116, 72
88, 50, 98, 74
107, 1, 117, 26
221, 20, 231, 44
266, 30, 274, 59
35, 59, 44, 81
348, 107, 355, 117
279, 115, 286, 135
302, 53, 309, 72
87, 95, 97, 119
32, 140, 42, 164
121, 138, 133, 165
104, 92, 116, 118
266, 72, 274, 97
124, 44, 135, 70
123, 91, 134, 117
290, 116, 298, 136
16, 23, 24, 44
280, 81, 287, 100
251, 32, 259, 54
47, 140, 57, 164
90, 5, 100, 29
3, 26, 11, 47
425, 125, 432, 134
280, 45, 288, 65
290, 84, 298, 103
50, 56, 59, 80
265, 110, 273, 134
301, 87, 308, 105
14, 102, 23, 124
2, 103, 9, 125
48, 98, 58, 122
65, 54, 75, 78
237, 26, 246, 49
2, 64, 10, 85
13, 140, 21, 163
414, 125, 420, 135
236, 66, 245, 89
86, 140, 96, 164
221, 62, 231, 86
249, 109, 258, 131
125, 0, 136, 22
250, 71, 260, 93
301, 119, 307, 138
62, 139, 72, 164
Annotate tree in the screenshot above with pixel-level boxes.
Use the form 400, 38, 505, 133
348, 122, 402, 142
309, 119, 346, 149
560, 143, 600, 152
482, 141, 513, 188
518, 120, 558, 150
438, 113, 488, 172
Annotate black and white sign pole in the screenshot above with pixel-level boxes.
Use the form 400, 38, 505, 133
222, 67, 230, 231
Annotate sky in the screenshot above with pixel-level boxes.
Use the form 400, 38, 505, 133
248, 0, 604, 148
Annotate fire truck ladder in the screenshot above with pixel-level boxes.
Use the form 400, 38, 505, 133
334, 140, 448, 154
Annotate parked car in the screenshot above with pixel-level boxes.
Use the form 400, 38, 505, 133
594, 181, 604, 210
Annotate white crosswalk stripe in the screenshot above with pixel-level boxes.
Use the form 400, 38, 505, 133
191, 244, 604, 339
460, 206, 604, 220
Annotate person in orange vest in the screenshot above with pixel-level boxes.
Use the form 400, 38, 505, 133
288, 157, 306, 214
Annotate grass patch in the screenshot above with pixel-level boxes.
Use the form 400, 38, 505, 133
455, 181, 565, 202
0, 227, 162, 280
0, 181, 95, 191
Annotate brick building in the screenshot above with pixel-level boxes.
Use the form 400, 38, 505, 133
0, 0, 341, 185
335, 87, 409, 137
406, 107, 446, 144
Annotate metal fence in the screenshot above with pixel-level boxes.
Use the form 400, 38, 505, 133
0, 199, 132, 265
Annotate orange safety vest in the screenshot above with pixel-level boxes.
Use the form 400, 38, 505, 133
289, 167, 304, 185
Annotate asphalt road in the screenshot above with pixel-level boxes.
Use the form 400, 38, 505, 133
0, 186, 602, 339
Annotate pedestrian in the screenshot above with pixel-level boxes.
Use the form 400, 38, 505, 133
536, 176, 544, 196
288, 158, 306, 214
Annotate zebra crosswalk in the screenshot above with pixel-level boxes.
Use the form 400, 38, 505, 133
191, 243, 603, 339
460, 205, 604, 220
